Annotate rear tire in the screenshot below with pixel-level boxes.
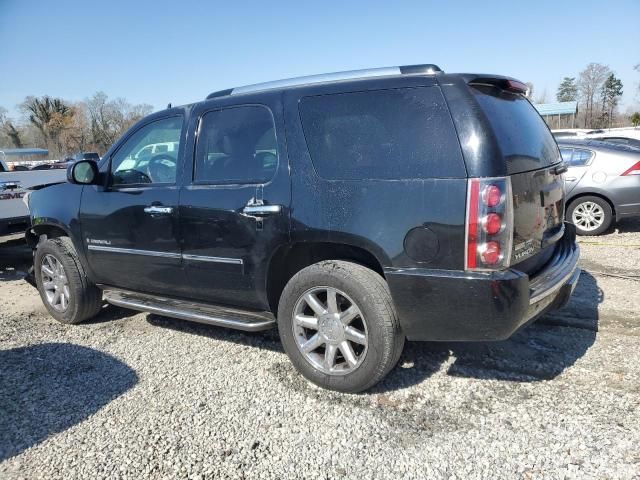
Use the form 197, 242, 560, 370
567, 196, 613, 236
277, 260, 404, 393
34, 237, 103, 324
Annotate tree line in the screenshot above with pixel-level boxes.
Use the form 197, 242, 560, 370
529, 62, 639, 129
0, 93, 153, 158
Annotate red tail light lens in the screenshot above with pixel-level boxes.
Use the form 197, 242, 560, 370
480, 241, 501, 265
482, 185, 502, 207
483, 213, 502, 235
465, 178, 513, 271
621, 161, 640, 176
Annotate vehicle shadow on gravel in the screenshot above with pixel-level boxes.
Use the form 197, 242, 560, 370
0, 343, 138, 462
374, 271, 601, 392
613, 217, 640, 234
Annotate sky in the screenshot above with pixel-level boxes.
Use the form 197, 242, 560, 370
1, 0, 639, 119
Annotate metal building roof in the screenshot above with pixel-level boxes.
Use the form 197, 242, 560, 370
534, 101, 578, 116
0, 148, 49, 156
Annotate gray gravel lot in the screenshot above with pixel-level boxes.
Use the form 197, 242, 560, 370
1, 222, 639, 479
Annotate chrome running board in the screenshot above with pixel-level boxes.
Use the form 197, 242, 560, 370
103, 289, 276, 332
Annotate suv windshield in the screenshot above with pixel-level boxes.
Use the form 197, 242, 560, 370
472, 86, 560, 173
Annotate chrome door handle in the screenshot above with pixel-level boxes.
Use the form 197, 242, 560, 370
144, 206, 173, 215
565, 176, 577, 182
242, 204, 282, 216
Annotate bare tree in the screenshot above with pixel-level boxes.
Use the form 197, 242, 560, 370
578, 63, 611, 128
0, 106, 24, 148
86, 92, 152, 152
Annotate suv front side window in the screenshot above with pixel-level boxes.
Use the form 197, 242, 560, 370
110, 116, 183, 186
194, 105, 278, 185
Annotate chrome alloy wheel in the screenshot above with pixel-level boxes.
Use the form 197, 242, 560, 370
41, 254, 70, 312
292, 287, 368, 375
572, 201, 605, 231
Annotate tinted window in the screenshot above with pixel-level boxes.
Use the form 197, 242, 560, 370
472, 86, 560, 173
560, 148, 593, 167
559, 148, 573, 162
195, 106, 277, 184
111, 116, 183, 185
299, 87, 465, 180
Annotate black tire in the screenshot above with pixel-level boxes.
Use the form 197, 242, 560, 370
277, 260, 404, 393
34, 237, 103, 324
567, 196, 613, 236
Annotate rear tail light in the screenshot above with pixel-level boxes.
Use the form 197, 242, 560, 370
465, 177, 514, 271
621, 160, 640, 176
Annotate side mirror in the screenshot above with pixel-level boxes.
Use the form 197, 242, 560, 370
67, 160, 99, 185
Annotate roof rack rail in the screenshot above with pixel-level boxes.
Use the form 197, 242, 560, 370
206, 64, 442, 99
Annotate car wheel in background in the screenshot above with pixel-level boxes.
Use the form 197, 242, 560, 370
277, 260, 404, 393
567, 196, 613, 236
34, 237, 103, 324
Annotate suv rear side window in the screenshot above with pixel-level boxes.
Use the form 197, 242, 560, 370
299, 87, 465, 180
195, 106, 278, 185
472, 86, 560, 174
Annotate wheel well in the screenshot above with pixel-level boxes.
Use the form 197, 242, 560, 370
567, 193, 615, 217
26, 224, 69, 248
266, 242, 385, 314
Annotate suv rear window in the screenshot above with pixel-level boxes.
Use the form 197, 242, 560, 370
472, 86, 560, 174
299, 87, 465, 180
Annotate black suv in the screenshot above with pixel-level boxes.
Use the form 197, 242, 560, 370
26, 65, 580, 392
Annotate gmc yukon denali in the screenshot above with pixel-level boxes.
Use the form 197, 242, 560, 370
25, 65, 580, 392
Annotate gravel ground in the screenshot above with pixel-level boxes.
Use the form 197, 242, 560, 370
1, 221, 639, 479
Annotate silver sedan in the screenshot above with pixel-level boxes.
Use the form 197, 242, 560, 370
559, 139, 640, 235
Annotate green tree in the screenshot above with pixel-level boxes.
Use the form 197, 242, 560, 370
598, 74, 623, 128
556, 77, 578, 102
631, 112, 640, 127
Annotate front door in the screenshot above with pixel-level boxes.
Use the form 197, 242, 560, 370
179, 103, 290, 310
80, 115, 187, 295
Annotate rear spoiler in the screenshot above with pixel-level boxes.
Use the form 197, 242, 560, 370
467, 77, 528, 94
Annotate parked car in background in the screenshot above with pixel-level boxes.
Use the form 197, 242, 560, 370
559, 139, 640, 235
26, 65, 580, 392
586, 136, 640, 149
0, 157, 67, 235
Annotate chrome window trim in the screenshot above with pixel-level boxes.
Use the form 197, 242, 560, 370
87, 245, 243, 265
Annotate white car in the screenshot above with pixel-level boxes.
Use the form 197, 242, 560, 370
0, 158, 67, 234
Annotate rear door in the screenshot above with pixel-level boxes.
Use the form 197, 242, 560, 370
179, 99, 290, 310
561, 147, 593, 194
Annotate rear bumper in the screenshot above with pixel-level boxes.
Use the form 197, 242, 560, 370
386, 223, 580, 341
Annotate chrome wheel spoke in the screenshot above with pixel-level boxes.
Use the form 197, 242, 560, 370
304, 292, 326, 316
295, 314, 318, 330
301, 333, 324, 353
344, 326, 366, 345
324, 344, 338, 369
339, 341, 358, 367
326, 288, 339, 314
340, 305, 359, 325
41, 265, 54, 277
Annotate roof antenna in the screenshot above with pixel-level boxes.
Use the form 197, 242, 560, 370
167, 102, 172, 109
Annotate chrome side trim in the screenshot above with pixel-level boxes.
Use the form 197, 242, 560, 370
87, 245, 181, 259
183, 254, 243, 265
103, 289, 276, 332
242, 204, 282, 215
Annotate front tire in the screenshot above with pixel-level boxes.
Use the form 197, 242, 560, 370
277, 260, 404, 393
34, 237, 103, 324
567, 196, 613, 236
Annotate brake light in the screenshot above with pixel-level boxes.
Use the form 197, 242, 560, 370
505, 80, 528, 94
621, 161, 640, 176
465, 177, 514, 271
